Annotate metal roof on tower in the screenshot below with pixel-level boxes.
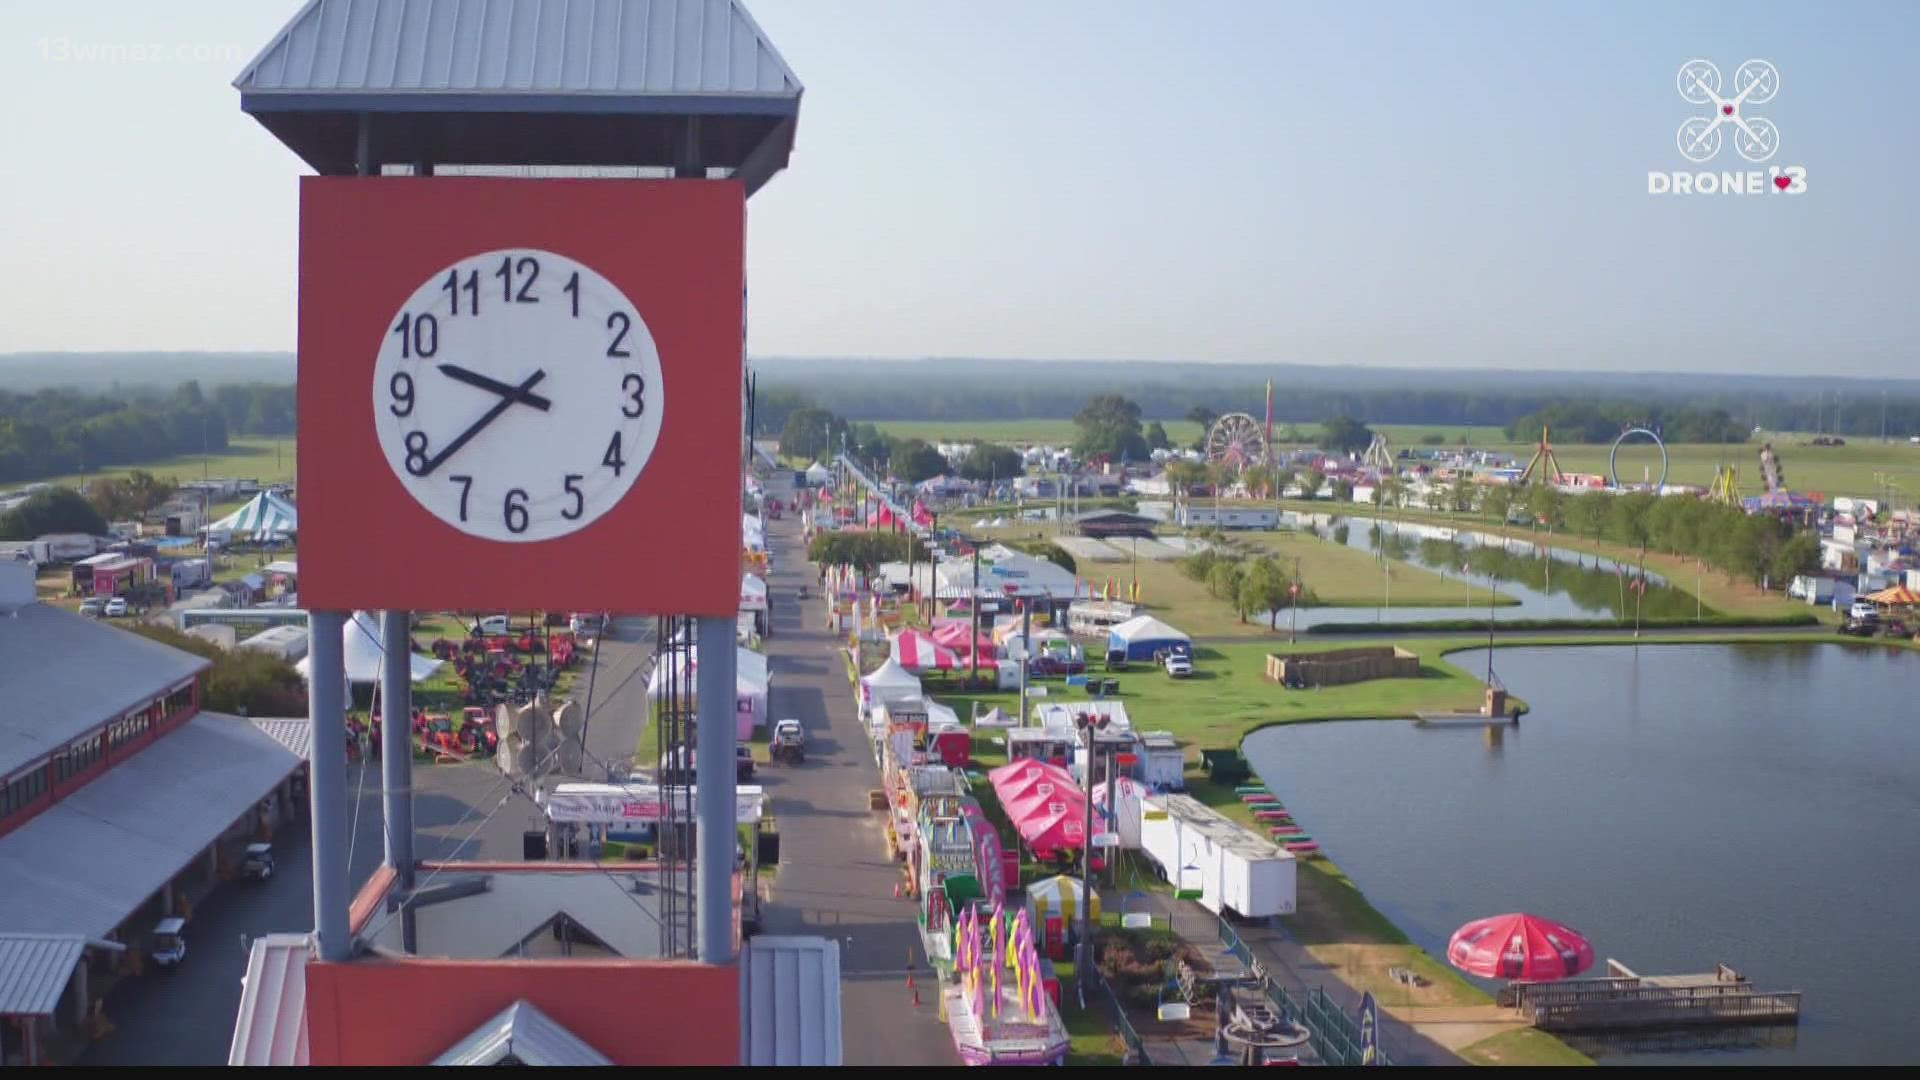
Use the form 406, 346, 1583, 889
235, 0, 802, 191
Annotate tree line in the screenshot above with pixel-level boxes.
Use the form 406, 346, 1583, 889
1504, 402, 1747, 445
0, 382, 247, 484
1178, 543, 1317, 628
779, 404, 1026, 487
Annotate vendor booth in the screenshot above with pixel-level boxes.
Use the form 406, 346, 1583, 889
1107, 615, 1191, 661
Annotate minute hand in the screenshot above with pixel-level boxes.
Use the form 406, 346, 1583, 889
419, 370, 547, 476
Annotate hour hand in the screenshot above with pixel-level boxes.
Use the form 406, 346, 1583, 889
438, 364, 553, 410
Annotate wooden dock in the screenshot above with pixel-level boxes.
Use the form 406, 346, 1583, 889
1500, 960, 1801, 1033
1413, 712, 1517, 728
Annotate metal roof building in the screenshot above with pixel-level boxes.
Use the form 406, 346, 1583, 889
234, 0, 803, 191
0, 934, 87, 1018
0, 603, 207, 780
0, 713, 302, 940
738, 935, 842, 1066
228, 934, 312, 1067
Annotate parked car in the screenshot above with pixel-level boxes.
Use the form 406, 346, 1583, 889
104, 597, 129, 618
1164, 653, 1193, 678
1848, 600, 1879, 622
150, 917, 187, 969
475, 614, 510, 636
568, 613, 606, 636
1839, 617, 1878, 638
736, 744, 757, 782
240, 842, 276, 881
78, 598, 106, 617
771, 719, 806, 764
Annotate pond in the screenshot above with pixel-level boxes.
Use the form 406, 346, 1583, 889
1243, 642, 1920, 1065
1271, 512, 1697, 628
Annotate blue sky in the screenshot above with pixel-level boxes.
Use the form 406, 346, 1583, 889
0, 0, 1912, 375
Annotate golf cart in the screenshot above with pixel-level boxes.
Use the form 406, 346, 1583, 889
771, 718, 806, 764
240, 842, 276, 881
150, 917, 187, 969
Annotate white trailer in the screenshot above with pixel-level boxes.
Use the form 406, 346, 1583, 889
1135, 731, 1186, 791
35, 533, 98, 562
1138, 793, 1294, 917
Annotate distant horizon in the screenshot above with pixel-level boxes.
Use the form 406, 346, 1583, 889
6, 349, 1920, 390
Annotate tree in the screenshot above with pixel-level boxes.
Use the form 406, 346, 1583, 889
1144, 421, 1171, 452
1184, 405, 1219, 431
1074, 394, 1149, 462
1238, 557, 1292, 629
807, 530, 927, 573
1299, 468, 1326, 500
778, 407, 839, 462
128, 624, 308, 716
1165, 459, 1208, 495
0, 487, 108, 540
1330, 478, 1354, 503
1481, 484, 1513, 525
894, 440, 950, 485
958, 443, 1025, 483
1769, 530, 1819, 586
1205, 560, 1245, 605
84, 470, 176, 522
1317, 415, 1374, 455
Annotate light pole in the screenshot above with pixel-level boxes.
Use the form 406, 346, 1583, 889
1485, 573, 1498, 686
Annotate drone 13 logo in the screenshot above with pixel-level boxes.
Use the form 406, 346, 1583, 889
1649, 59, 1806, 195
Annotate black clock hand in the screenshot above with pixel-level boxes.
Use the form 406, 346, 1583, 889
437, 364, 553, 411
418, 370, 548, 476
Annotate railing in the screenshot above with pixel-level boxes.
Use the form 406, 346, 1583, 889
1085, 964, 1152, 1065
1216, 915, 1392, 1066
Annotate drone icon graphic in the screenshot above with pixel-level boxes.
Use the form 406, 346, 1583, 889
1675, 59, 1780, 163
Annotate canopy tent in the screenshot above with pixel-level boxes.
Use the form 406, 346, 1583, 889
1447, 912, 1595, 982
860, 658, 923, 706
1107, 615, 1191, 661
931, 622, 997, 658
989, 760, 1077, 805
891, 629, 964, 672
1026, 874, 1100, 926
206, 491, 298, 539
646, 645, 770, 738
295, 610, 442, 685
1863, 584, 1920, 606
743, 513, 766, 552
988, 760, 1088, 855
804, 462, 832, 486
740, 573, 769, 612
1013, 799, 1088, 857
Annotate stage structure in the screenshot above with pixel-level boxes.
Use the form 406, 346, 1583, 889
1205, 413, 1270, 473
237, 0, 801, 970
1607, 427, 1670, 490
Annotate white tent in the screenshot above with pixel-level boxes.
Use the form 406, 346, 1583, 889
740, 573, 768, 612
858, 658, 922, 707
647, 645, 769, 737
295, 610, 442, 685
743, 513, 766, 552
206, 491, 298, 540
1108, 614, 1191, 661
804, 462, 832, 486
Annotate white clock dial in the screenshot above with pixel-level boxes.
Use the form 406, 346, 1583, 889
371, 248, 664, 542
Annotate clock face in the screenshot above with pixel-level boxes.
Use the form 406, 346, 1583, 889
371, 248, 664, 542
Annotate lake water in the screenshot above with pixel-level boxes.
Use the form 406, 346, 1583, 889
1271, 513, 1696, 628
1243, 643, 1920, 1065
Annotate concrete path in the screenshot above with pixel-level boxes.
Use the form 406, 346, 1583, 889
753, 472, 956, 1066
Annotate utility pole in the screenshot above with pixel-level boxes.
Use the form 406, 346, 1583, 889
1290, 556, 1301, 643
1485, 574, 1498, 686
1076, 714, 1098, 1008
970, 540, 981, 688
1017, 601, 1032, 727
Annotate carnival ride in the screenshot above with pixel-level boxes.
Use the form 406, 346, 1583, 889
1607, 427, 1670, 490
1362, 432, 1394, 472
1705, 464, 1741, 505
1204, 413, 1270, 473
1759, 441, 1786, 493
1515, 424, 1565, 486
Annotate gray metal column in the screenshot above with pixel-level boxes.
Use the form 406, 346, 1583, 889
694, 615, 738, 963
307, 610, 351, 962
379, 610, 415, 885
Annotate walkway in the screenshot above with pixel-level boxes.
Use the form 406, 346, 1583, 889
754, 473, 956, 1066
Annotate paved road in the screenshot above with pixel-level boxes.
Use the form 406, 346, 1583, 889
81, 624, 659, 1066
754, 474, 957, 1066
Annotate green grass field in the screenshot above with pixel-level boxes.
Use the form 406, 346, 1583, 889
36, 434, 297, 491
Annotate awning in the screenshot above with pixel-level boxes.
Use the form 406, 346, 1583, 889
0, 933, 88, 1016
542, 783, 765, 827
0, 713, 301, 939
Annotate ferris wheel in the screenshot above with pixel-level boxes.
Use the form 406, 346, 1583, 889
1204, 412, 1270, 472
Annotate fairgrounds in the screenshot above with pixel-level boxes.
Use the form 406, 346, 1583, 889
810, 463, 1915, 1065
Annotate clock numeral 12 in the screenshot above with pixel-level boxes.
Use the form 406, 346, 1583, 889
392, 312, 439, 359
495, 256, 540, 304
